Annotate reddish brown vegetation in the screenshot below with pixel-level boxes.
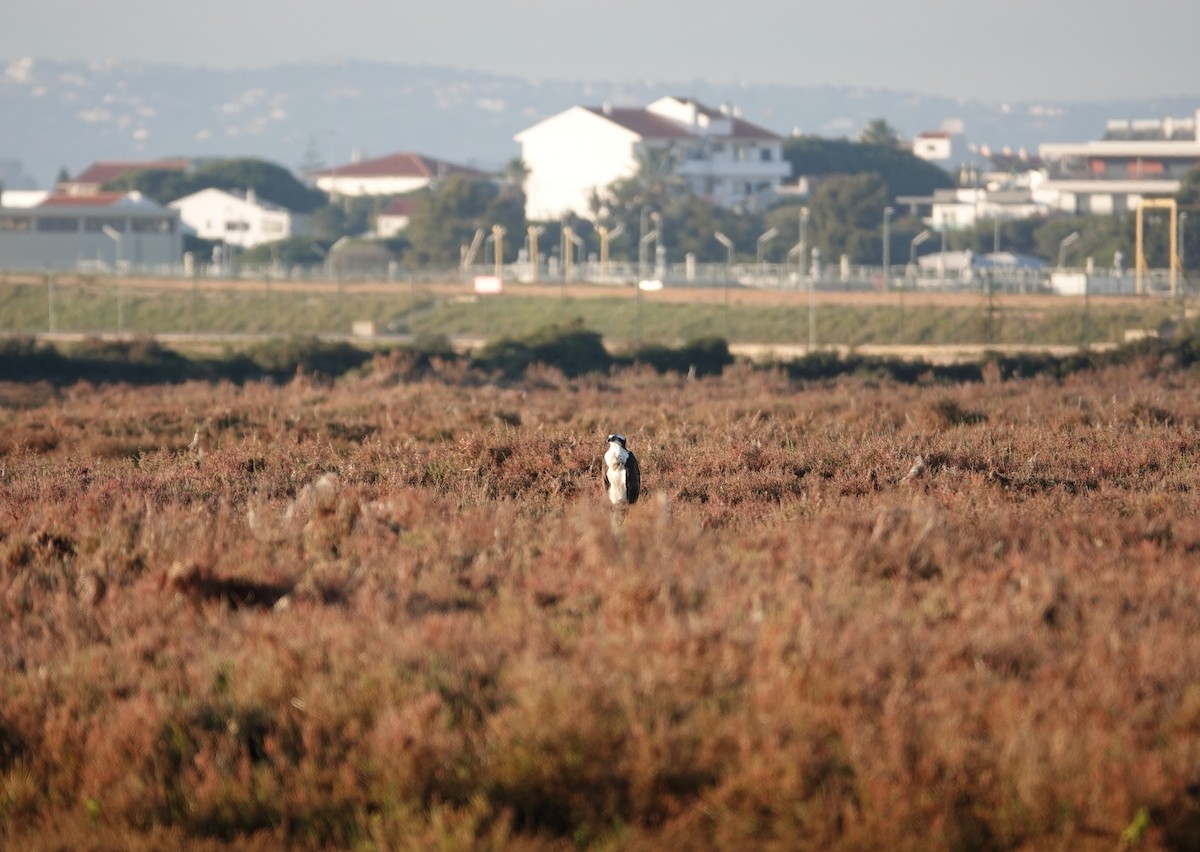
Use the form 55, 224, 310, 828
3, 354, 1200, 849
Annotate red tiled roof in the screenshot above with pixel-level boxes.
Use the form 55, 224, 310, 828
585, 107, 694, 139
381, 197, 417, 216
728, 115, 783, 141
310, 152, 489, 180
39, 192, 127, 207
71, 159, 190, 185
587, 105, 782, 141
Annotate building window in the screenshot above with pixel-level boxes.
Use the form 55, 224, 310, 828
0, 216, 31, 232
760, 149, 773, 162
84, 217, 126, 233
36, 216, 80, 232
225, 220, 249, 232
132, 218, 174, 234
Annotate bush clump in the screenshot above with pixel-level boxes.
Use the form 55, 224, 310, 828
623, 335, 734, 377
473, 321, 612, 378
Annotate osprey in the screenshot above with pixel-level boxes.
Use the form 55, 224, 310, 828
604, 434, 641, 506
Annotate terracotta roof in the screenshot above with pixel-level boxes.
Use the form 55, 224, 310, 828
71, 159, 190, 185
585, 107, 694, 138
310, 152, 489, 180
381, 197, 417, 216
727, 115, 783, 141
586, 105, 781, 141
39, 192, 127, 207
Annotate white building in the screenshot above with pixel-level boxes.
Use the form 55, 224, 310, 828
922, 185, 1054, 231
169, 188, 308, 248
515, 96, 791, 220
307, 152, 491, 198
375, 197, 416, 239
911, 130, 991, 178
0, 191, 181, 271
1038, 109, 1200, 215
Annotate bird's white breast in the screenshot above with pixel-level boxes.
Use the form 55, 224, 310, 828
605, 442, 629, 504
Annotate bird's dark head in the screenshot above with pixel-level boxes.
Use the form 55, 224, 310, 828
607, 434, 626, 446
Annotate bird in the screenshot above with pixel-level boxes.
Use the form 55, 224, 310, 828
604, 434, 641, 506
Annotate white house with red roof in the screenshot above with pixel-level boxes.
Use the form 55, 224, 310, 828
514, 96, 791, 220
307, 152, 491, 198
0, 191, 181, 270
375, 197, 417, 238
169, 187, 308, 248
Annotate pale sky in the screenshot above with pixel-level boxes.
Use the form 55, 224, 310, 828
5, 0, 1198, 103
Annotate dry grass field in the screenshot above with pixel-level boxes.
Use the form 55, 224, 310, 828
3, 347, 1200, 849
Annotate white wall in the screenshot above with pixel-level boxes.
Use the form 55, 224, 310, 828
314, 175, 429, 197
171, 189, 305, 248
518, 108, 640, 220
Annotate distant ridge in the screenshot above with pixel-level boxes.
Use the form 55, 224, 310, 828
2, 56, 1198, 188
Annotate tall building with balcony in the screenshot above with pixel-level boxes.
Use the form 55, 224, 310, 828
515, 96, 791, 220
1038, 109, 1200, 215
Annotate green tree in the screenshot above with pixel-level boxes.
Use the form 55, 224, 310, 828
798, 173, 890, 264
660, 194, 766, 263
857, 118, 902, 148
405, 174, 525, 266
103, 157, 327, 212
1174, 167, 1200, 272
783, 135, 953, 201
592, 143, 687, 222
1032, 215, 1129, 269
501, 157, 530, 196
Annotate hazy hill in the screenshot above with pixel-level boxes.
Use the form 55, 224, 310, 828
2, 56, 1198, 189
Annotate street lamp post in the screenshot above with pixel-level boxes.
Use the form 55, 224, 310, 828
527, 225, 544, 283
638, 207, 654, 282
757, 227, 778, 283
1058, 231, 1081, 269
714, 231, 734, 339
491, 224, 505, 282
882, 206, 894, 288
598, 224, 623, 283
102, 225, 124, 334
909, 229, 933, 267
1178, 211, 1189, 278
799, 207, 810, 281
1179, 211, 1189, 327
568, 229, 585, 280
562, 226, 575, 284
637, 224, 660, 342
47, 270, 55, 334
939, 226, 947, 286
905, 229, 933, 343
651, 212, 663, 280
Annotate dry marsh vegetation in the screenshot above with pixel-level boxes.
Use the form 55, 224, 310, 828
3, 347, 1200, 849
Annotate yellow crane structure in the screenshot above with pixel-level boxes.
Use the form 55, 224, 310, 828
1134, 198, 1179, 296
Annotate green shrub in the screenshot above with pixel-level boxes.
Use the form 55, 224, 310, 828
474, 322, 611, 379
